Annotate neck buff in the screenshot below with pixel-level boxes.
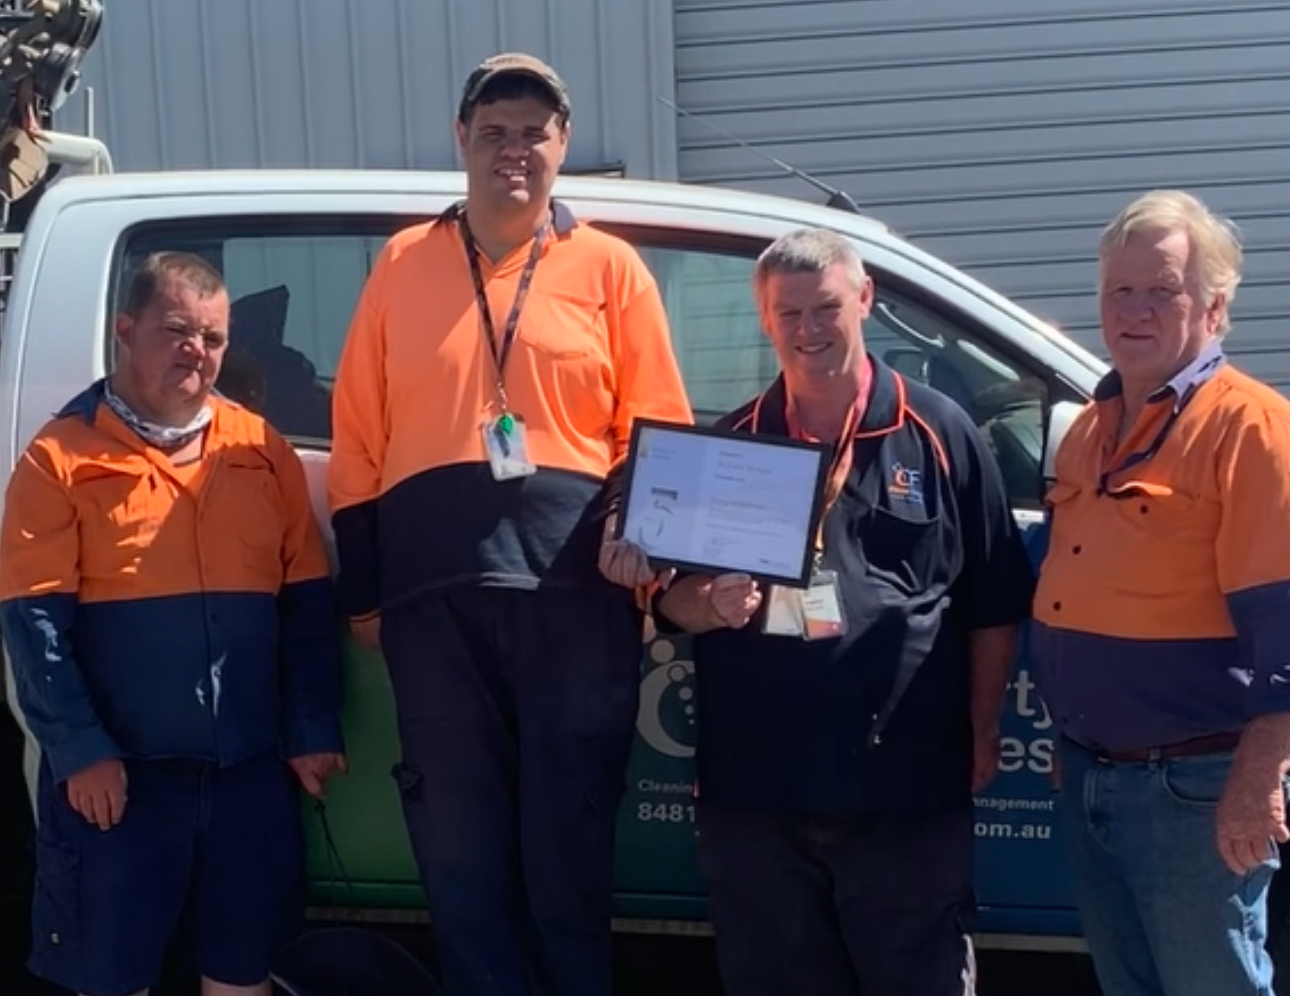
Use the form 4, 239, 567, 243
103, 378, 213, 451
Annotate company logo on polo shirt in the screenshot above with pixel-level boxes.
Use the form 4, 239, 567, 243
888, 461, 924, 505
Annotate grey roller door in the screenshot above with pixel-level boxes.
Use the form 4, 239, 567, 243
675, 0, 1290, 388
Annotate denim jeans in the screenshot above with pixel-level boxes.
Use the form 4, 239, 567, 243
1059, 738, 1280, 996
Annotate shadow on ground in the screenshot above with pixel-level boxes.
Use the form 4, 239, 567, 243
2, 917, 1101, 996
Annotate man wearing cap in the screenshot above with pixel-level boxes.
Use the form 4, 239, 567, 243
328, 53, 690, 996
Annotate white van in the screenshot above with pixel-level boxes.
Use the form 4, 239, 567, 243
0, 167, 1105, 950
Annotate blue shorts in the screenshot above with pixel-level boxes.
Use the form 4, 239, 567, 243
28, 750, 305, 996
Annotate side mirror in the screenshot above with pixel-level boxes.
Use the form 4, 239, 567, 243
1042, 400, 1084, 487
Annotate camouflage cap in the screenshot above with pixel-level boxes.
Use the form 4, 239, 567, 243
458, 52, 572, 122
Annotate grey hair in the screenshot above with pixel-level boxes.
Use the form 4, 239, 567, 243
753, 228, 867, 305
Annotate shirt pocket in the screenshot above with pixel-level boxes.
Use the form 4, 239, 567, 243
1106, 481, 1216, 595
520, 286, 611, 361
1107, 480, 1197, 520
76, 468, 167, 580
857, 506, 944, 598
215, 457, 285, 585
516, 286, 616, 436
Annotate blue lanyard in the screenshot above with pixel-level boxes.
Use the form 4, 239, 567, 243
1097, 385, 1197, 497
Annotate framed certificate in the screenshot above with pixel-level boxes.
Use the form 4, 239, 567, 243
614, 418, 833, 588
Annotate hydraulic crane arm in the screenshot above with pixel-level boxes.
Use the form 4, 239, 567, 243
0, 0, 103, 203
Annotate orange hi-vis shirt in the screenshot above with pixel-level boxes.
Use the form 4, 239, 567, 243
1032, 344, 1290, 752
0, 382, 343, 783
327, 200, 693, 618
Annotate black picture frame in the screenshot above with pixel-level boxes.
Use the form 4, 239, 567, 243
613, 417, 833, 589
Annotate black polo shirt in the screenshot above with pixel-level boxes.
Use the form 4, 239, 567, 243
663, 359, 1035, 816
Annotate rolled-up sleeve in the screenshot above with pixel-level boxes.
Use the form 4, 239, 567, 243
1216, 409, 1290, 717
0, 440, 121, 782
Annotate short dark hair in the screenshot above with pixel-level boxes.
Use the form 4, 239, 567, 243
124, 251, 225, 318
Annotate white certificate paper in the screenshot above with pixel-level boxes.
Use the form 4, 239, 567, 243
617, 419, 831, 587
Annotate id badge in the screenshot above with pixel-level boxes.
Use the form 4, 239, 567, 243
482, 413, 536, 481
802, 570, 847, 641
762, 584, 806, 638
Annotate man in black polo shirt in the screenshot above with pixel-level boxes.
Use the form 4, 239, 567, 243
655, 229, 1035, 996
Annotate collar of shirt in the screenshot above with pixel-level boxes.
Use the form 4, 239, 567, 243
58, 378, 239, 466
433, 198, 579, 238
1086, 342, 1227, 492
1092, 339, 1227, 413
751, 356, 906, 439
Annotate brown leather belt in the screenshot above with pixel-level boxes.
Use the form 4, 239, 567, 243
1096, 730, 1241, 763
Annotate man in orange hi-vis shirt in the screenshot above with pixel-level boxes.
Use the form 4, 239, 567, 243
328, 53, 691, 996
1035, 191, 1290, 996
1, 252, 345, 996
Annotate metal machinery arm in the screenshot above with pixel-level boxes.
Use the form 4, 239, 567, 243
0, 0, 103, 204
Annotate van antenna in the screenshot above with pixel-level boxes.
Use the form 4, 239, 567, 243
657, 95, 862, 214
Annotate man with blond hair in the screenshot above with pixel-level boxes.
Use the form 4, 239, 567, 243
1034, 190, 1290, 995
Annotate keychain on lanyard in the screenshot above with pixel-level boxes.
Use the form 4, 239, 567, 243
461, 212, 547, 480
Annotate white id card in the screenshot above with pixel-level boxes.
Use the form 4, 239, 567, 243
762, 571, 846, 640
762, 583, 807, 637
482, 414, 536, 481
802, 570, 847, 641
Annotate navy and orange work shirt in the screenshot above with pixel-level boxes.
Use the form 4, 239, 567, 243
0, 382, 344, 784
328, 200, 692, 617
662, 361, 1035, 815
1033, 344, 1290, 752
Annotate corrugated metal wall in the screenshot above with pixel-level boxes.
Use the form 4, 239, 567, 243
59, 0, 679, 179
674, 0, 1290, 388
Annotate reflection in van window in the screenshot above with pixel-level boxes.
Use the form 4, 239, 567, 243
116, 221, 402, 447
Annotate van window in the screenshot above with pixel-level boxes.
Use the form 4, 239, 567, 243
605, 226, 1049, 508
630, 243, 769, 421
115, 217, 418, 446
115, 216, 1047, 505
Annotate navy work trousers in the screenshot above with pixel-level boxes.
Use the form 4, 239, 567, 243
697, 803, 978, 996
381, 586, 643, 996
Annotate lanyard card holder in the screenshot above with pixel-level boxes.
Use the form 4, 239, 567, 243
482, 412, 536, 481
762, 569, 847, 641
761, 405, 858, 640
461, 211, 547, 483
